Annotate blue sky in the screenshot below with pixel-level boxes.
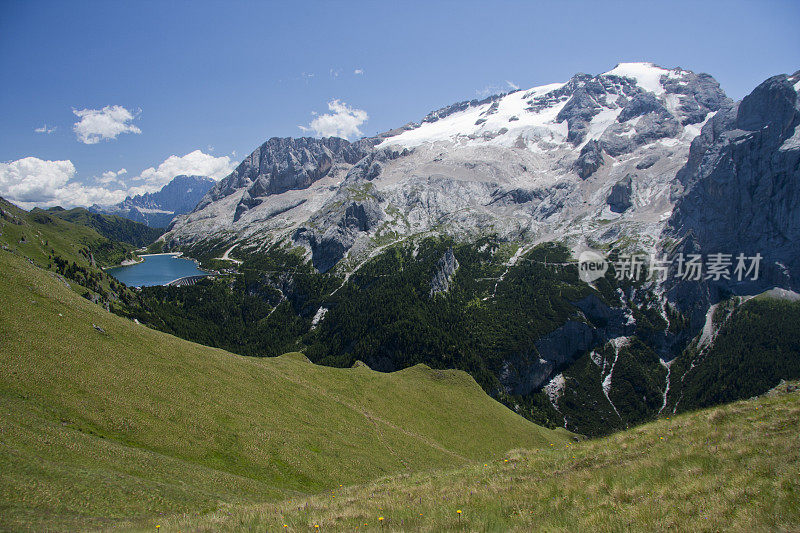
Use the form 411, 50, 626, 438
1, 0, 798, 208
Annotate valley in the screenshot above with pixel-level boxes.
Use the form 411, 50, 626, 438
1, 6, 798, 527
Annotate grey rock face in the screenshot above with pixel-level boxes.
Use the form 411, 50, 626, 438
618, 92, 670, 123
501, 320, 600, 396
500, 355, 555, 397
430, 248, 459, 296
575, 140, 604, 179
607, 175, 633, 213
600, 112, 682, 157
294, 196, 385, 272
664, 70, 800, 333
555, 74, 627, 145
573, 294, 636, 339
197, 137, 376, 222
501, 292, 640, 395
636, 154, 659, 169
289, 148, 418, 272
422, 93, 509, 124
662, 71, 729, 125
536, 320, 600, 367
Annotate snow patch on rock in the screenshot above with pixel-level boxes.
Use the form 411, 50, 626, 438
604, 62, 670, 95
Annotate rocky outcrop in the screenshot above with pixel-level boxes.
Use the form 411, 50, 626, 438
536, 320, 600, 368
499, 291, 641, 396
661, 70, 729, 125
575, 140, 604, 179
430, 248, 459, 296
636, 154, 659, 169
617, 92, 670, 123
555, 74, 631, 145
607, 175, 633, 212
422, 93, 508, 124
573, 293, 637, 339
500, 320, 600, 396
293, 197, 384, 272
600, 112, 682, 157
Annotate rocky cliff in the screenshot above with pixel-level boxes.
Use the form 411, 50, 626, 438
662, 70, 800, 331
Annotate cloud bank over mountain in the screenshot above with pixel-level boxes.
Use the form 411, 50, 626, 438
0, 150, 235, 209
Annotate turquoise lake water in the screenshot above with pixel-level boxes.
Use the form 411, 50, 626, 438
106, 254, 210, 287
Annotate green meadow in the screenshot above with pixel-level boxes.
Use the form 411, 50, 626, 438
162, 382, 800, 532
0, 249, 566, 531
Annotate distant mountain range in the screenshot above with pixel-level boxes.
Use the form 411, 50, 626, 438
91, 174, 215, 228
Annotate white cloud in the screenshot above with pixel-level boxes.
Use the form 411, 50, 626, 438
56, 182, 128, 208
97, 168, 127, 185
72, 105, 141, 144
0, 157, 127, 209
506, 80, 519, 90
129, 150, 235, 194
0, 157, 74, 204
35, 124, 57, 134
354, 68, 364, 75
299, 100, 368, 140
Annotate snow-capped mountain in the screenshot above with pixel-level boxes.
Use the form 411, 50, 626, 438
165, 62, 728, 270
92, 175, 215, 228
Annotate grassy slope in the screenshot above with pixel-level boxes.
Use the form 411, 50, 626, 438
41, 207, 163, 248
164, 383, 800, 532
0, 198, 134, 268
0, 250, 567, 531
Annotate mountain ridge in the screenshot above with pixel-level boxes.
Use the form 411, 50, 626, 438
164, 62, 730, 273
92, 174, 215, 228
